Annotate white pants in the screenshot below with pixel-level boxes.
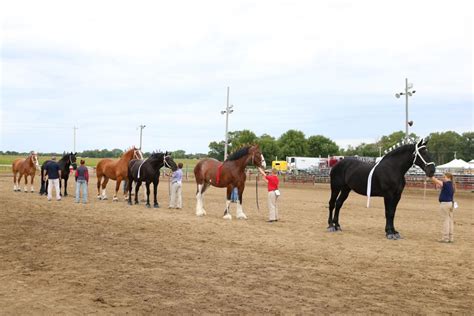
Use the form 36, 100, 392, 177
48, 179, 61, 200
267, 191, 278, 221
169, 182, 182, 208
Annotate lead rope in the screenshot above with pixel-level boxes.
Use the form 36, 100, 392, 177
256, 173, 260, 212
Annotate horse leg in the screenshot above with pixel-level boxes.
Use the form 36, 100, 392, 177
153, 180, 159, 208
101, 177, 109, 200
30, 174, 35, 192
134, 181, 141, 205
113, 177, 121, 201
332, 187, 351, 232
63, 177, 68, 196
235, 185, 247, 220
127, 177, 133, 205
328, 187, 341, 231
223, 186, 233, 220
97, 175, 102, 199
145, 182, 151, 208
23, 174, 28, 192
384, 195, 402, 240
195, 183, 207, 216
13, 171, 18, 191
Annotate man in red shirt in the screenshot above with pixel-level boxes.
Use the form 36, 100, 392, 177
258, 167, 280, 222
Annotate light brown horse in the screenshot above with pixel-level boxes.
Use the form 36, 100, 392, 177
12, 151, 40, 192
96, 146, 143, 201
194, 144, 266, 219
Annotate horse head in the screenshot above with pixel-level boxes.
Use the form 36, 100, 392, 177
164, 151, 178, 171
30, 151, 40, 170
413, 138, 435, 177
70, 152, 78, 170
249, 145, 266, 169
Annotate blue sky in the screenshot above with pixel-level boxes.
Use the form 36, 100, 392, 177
1, 0, 472, 154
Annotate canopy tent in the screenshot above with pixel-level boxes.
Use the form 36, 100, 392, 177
469, 159, 474, 165
436, 159, 473, 169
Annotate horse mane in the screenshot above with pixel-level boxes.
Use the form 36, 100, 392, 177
226, 146, 251, 161
383, 141, 416, 159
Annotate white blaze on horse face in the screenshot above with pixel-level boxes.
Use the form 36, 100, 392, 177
261, 154, 266, 168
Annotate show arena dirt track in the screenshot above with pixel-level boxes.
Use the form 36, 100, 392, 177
1, 175, 473, 314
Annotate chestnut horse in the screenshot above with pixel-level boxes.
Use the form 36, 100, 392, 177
12, 151, 40, 192
194, 144, 266, 219
96, 146, 143, 201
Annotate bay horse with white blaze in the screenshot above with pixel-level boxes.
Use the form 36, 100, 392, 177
96, 146, 143, 201
194, 144, 266, 219
12, 151, 40, 192
328, 138, 435, 239
39, 152, 77, 196
128, 151, 177, 208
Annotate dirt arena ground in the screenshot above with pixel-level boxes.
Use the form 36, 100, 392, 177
0, 175, 473, 314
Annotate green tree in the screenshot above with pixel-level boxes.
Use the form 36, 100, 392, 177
228, 130, 258, 152
257, 133, 281, 166
278, 129, 308, 158
459, 132, 474, 162
307, 135, 340, 157
427, 131, 463, 164
172, 150, 186, 158
208, 141, 225, 160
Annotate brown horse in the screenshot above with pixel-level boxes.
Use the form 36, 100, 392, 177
194, 144, 266, 219
96, 146, 143, 201
12, 151, 40, 192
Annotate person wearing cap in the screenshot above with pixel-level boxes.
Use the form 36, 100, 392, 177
258, 167, 280, 222
169, 162, 183, 209
43, 156, 62, 201
75, 159, 89, 203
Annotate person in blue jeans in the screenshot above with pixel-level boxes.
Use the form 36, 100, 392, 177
75, 159, 89, 203
230, 187, 238, 203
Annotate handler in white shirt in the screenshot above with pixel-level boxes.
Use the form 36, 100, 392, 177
169, 162, 183, 209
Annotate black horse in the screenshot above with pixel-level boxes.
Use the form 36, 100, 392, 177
128, 152, 177, 208
39, 152, 78, 196
328, 138, 435, 239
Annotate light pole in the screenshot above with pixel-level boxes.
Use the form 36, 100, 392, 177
73, 126, 78, 152
221, 87, 234, 160
138, 124, 146, 150
395, 78, 416, 140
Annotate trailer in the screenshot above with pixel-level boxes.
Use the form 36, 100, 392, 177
286, 156, 321, 173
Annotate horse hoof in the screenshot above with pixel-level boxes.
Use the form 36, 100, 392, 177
196, 211, 205, 217
146, 204, 151, 208
113, 198, 118, 202
153, 204, 159, 208
128, 201, 132, 206
327, 226, 336, 232
386, 234, 396, 240
102, 197, 108, 200
223, 214, 232, 220
135, 201, 139, 205
236, 214, 247, 220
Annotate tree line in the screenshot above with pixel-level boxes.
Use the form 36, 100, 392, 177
1, 130, 471, 165
207, 129, 473, 165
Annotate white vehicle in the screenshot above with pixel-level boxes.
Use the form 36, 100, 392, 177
286, 156, 321, 173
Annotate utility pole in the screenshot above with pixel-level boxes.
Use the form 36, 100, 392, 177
395, 78, 416, 140
221, 87, 234, 160
139, 124, 146, 150
73, 126, 78, 152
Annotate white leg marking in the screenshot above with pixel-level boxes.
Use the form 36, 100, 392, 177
223, 200, 232, 220
101, 189, 108, 200
236, 201, 247, 220
195, 184, 206, 216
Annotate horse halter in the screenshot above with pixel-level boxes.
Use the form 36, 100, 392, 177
413, 142, 435, 169
134, 149, 143, 160
163, 154, 173, 169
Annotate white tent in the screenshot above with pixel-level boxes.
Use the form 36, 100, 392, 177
436, 159, 473, 169
469, 159, 474, 165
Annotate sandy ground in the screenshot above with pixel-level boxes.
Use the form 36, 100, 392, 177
0, 175, 473, 314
